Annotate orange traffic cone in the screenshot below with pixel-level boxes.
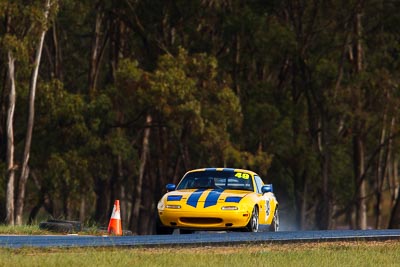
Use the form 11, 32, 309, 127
108, 200, 122, 236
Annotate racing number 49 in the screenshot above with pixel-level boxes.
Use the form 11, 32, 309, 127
235, 172, 250, 179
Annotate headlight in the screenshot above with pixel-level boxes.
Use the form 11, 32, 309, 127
221, 206, 238, 210
166, 205, 181, 209
157, 202, 164, 210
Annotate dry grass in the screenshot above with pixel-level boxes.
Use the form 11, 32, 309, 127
137, 240, 399, 254
1, 240, 398, 267
0, 225, 399, 267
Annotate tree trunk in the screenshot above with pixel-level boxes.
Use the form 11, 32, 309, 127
52, 19, 63, 80
393, 159, 399, 205
88, 3, 108, 97
352, 5, 367, 230
293, 169, 307, 230
374, 119, 386, 229
139, 165, 155, 235
389, 185, 400, 229
109, 14, 126, 83
130, 114, 152, 234
1, 68, 8, 165
389, 121, 398, 209
375, 114, 392, 229
79, 197, 86, 222
388, 155, 399, 228
15, 0, 51, 225
28, 171, 45, 224
5, 51, 16, 225
88, 9, 102, 95
94, 178, 109, 224
233, 33, 241, 95
62, 180, 70, 219
117, 154, 129, 226
318, 116, 332, 230
353, 135, 367, 229
300, 173, 308, 229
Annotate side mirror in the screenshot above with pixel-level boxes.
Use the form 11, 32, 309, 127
166, 184, 176, 192
261, 184, 273, 193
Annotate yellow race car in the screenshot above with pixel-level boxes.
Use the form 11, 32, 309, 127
156, 168, 279, 234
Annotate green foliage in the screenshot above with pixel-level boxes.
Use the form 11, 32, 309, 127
1, 34, 29, 61
115, 48, 244, 167
2, 0, 400, 230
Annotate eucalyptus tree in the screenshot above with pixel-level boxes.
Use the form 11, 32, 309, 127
209, 0, 400, 230
1, 0, 27, 225
4, 35, 16, 226
115, 48, 243, 234
1, 0, 57, 225
0, 0, 398, 232
15, 0, 55, 226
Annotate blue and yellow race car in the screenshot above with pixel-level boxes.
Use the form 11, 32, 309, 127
156, 168, 279, 234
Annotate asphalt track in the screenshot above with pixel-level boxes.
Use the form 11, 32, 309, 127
1, 229, 400, 248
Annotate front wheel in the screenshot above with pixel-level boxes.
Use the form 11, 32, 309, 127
269, 208, 279, 232
245, 206, 259, 232
155, 213, 174, 235
179, 229, 194, 234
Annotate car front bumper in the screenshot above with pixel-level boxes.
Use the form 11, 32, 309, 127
158, 209, 252, 230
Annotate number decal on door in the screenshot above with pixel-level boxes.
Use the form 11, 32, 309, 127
266, 199, 270, 218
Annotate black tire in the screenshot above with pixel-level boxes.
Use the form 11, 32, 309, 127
155, 214, 174, 235
179, 229, 194, 234
47, 219, 82, 232
269, 208, 279, 232
39, 222, 73, 233
245, 206, 259, 232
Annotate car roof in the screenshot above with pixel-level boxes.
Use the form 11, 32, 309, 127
185, 167, 259, 176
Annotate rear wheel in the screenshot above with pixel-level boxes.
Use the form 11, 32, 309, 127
269, 208, 279, 232
245, 206, 259, 232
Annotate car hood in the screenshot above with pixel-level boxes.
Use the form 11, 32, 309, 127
164, 189, 251, 208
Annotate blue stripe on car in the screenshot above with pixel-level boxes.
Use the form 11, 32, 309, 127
187, 189, 206, 207
204, 168, 235, 172
204, 189, 224, 208
225, 196, 242, 203
167, 195, 182, 201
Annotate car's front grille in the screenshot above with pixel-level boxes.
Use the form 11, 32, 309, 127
180, 217, 222, 224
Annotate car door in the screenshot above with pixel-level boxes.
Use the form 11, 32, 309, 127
254, 175, 271, 224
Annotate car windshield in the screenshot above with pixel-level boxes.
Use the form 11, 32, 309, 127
176, 170, 254, 192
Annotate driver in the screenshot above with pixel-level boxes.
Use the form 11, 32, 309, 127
193, 178, 214, 188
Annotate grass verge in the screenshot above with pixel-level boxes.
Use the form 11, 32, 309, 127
0, 224, 104, 236
0, 225, 49, 235
0, 240, 399, 267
